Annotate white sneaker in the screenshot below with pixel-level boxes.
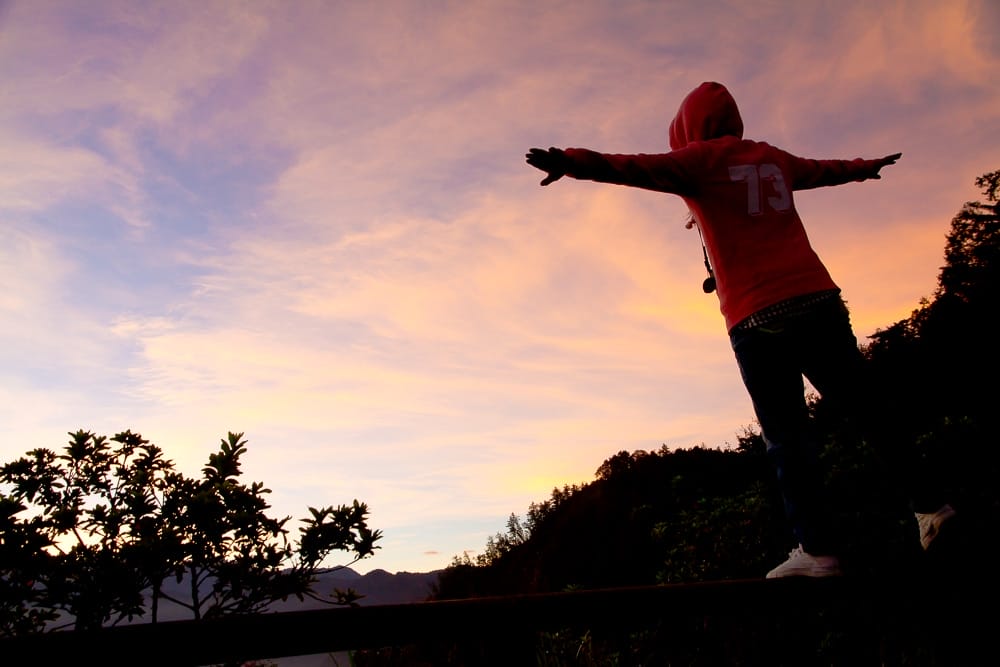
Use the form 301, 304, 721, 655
915, 504, 957, 550
766, 545, 843, 579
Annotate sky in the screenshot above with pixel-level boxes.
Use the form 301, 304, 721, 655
1, 0, 998, 575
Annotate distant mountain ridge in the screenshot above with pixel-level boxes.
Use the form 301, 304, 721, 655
286, 567, 444, 609
143, 567, 444, 623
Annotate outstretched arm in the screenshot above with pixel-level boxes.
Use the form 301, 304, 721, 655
526, 147, 568, 186
527, 146, 695, 194
792, 151, 903, 190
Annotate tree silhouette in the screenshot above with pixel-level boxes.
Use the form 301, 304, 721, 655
863, 169, 1000, 451
0, 430, 381, 635
937, 170, 1000, 305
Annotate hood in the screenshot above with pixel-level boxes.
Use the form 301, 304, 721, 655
668, 82, 744, 150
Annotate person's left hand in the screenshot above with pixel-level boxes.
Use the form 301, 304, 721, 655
526, 147, 567, 186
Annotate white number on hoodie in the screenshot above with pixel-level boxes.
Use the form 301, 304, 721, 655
729, 163, 791, 215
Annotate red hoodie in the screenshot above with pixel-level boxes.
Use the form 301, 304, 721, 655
560, 82, 884, 331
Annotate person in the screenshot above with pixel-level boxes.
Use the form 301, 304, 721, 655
525, 81, 955, 578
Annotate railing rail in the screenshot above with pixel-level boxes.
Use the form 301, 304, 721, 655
0, 577, 962, 666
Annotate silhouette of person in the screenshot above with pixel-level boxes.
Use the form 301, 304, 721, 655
526, 81, 954, 578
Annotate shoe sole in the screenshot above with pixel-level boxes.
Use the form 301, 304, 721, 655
766, 568, 843, 579
920, 512, 958, 552
924, 510, 960, 552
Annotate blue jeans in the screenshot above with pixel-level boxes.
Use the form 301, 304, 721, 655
730, 297, 868, 555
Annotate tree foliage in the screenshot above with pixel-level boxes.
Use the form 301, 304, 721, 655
865, 169, 1000, 428
434, 433, 778, 601
0, 431, 381, 636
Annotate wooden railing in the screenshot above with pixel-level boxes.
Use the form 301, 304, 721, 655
0, 576, 978, 666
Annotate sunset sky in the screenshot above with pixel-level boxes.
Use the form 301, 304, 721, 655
2, 1, 998, 575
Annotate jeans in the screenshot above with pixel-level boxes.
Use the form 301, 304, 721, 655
730, 297, 870, 555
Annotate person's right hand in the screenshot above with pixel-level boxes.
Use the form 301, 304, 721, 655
871, 152, 902, 178
526, 147, 567, 186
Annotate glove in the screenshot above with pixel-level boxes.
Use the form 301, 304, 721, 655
526, 147, 568, 186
